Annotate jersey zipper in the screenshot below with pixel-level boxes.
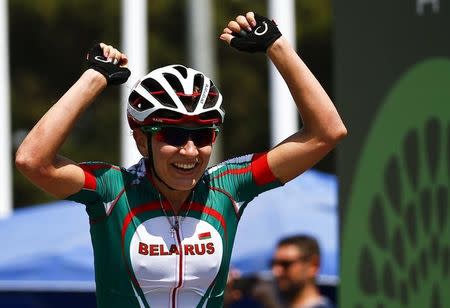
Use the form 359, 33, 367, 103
171, 226, 184, 308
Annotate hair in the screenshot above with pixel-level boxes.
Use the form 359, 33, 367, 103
277, 235, 321, 262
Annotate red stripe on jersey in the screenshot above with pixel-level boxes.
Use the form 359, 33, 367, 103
190, 202, 227, 234
251, 152, 277, 186
172, 230, 184, 308
79, 163, 121, 190
209, 186, 239, 216
121, 201, 161, 289
81, 169, 97, 190
212, 165, 251, 180
121, 202, 161, 241
79, 165, 97, 190
79, 163, 121, 171
121, 202, 227, 241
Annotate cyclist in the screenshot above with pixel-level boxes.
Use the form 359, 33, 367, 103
16, 12, 346, 308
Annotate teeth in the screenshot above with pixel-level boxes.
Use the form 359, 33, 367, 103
174, 163, 196, 170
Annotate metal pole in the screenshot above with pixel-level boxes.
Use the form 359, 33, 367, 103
0, 0, 12, 218
268, 0, 298, 146
121, 0, 148, 167
187, 0, 222, 164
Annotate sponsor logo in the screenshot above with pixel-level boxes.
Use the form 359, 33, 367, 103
254, 22, 268, 36
198, 83, 210, 106
94, 56, 110, 63
138, 242, 215, 256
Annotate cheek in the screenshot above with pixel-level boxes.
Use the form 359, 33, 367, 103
134, 132, 149, 157
198, 148, 212, 167
290, 265, 309, 279
151, 141, 174, 164
155, 148, 175, 160
199, 146, 212, 158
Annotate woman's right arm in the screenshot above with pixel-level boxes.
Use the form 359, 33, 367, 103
15, 43, 129, 199
15, 69, 107, 198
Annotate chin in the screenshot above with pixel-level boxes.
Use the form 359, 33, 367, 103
170, 179, 198, 191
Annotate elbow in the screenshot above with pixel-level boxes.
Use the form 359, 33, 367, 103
333, 123, 348, 142
15, 149, 49, 178
321, 122, 348, 148
15, 149, 35, 175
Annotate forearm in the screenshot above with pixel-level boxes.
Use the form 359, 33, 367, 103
267, 37, 346, 142
16, 69, 107, 169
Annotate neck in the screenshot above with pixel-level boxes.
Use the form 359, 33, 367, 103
289, 284, 322, 308
144, 158, 193, 212
152, 173, 193, 213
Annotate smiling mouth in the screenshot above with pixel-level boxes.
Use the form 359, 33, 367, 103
172, 162, 198, 171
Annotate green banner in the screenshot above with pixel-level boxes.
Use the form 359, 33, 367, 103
335, 2, 450, 307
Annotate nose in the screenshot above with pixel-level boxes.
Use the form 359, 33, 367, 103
179, 139, 199, 156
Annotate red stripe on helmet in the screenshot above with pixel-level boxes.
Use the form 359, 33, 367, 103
150, 90, 218, 98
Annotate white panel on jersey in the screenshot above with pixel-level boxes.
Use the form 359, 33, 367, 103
129, 217, 223, 307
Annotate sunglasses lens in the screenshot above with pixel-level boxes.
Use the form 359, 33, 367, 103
270, 258, 306, 269
270, 260, 285, 268
191, 129, 216, 147
155, 127, 216, 147
155, 127, 188, 147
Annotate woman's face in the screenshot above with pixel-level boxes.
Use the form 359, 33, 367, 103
150, 128, 213, 191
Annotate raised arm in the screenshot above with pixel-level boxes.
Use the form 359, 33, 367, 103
220, 12, 347, 183
15, 43, 130, 198
265, 37, 347, 183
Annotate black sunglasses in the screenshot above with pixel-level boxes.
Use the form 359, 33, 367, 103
142, 125, 219, 148
269, 255, 311, 269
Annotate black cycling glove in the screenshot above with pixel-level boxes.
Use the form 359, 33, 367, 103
86, 44, 131, 85
230, 13, 282, 53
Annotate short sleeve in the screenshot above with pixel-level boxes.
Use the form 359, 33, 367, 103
65, 162, 125, 219
207, 153, 282, 217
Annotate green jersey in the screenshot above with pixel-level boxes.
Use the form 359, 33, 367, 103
67, 153, 281, 307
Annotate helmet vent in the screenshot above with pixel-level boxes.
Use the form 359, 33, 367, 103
172, 65, 188, 78
180, 96, 197, 112
193, 74, 205, 91
199, 110, 222, 123
203, 82, 220, 109
163, 73, 184, 93
129, 91, 154, 111
141, 77, 177, 108
152, 109, 183, 120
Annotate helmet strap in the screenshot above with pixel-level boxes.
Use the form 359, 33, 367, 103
146, 135, 178, 191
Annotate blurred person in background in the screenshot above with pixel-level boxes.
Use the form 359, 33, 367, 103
224, 268, 281, 308
15, 11, 346, 308
271, 235, 334, 308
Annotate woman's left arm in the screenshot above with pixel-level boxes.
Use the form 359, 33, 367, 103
266, 37, 347, 183
220, 11, 347, 184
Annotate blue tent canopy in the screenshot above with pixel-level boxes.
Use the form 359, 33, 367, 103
230, 169, 338, 284
0, 169, 338, 291
0, 201, 94, 291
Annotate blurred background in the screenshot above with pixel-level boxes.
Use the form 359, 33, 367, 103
2, 0, 449, 307
10, 0, 333, 208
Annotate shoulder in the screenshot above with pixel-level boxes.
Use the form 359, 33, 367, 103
204, 152, 279, 191
79, 160, 147, 187
206, 154, 255, 176
206, 152, 277, 186
79, 161, 122, 173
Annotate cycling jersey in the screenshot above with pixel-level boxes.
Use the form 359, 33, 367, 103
67, 153, 281, 308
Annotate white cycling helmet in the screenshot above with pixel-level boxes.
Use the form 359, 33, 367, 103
127, 65, 225, 129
